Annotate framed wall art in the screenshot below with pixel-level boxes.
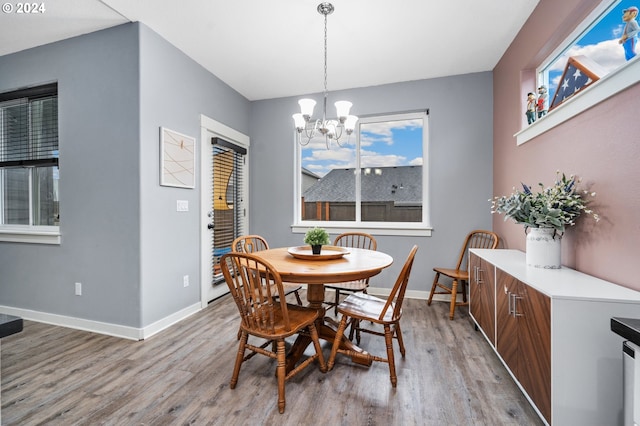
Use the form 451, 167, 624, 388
160, 127, 196, 188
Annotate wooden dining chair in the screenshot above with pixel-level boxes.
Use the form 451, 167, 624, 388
327, 245, 418, 387
232, 235, 303, 305
324, 232, 377, 316
220, 252, 327, 414
427, 230, 499, 320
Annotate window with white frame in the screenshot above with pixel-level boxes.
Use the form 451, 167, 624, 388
518, 0, 640, 144
0, 83, 59, 239
537, 0, 638, 112
296, 110, 430, 235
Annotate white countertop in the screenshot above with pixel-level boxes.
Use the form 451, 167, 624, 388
470, 249, 640, 303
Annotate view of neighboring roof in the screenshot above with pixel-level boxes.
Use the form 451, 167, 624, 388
302, 167, 321, 180
303, 166, 421, 205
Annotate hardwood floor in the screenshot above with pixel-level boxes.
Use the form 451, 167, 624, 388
1, 293, 543, 425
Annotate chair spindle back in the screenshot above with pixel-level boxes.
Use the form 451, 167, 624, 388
379, 245, 418, 322
221, 252, 291, 334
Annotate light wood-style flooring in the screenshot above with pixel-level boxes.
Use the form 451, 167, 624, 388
1, 292, 543, 425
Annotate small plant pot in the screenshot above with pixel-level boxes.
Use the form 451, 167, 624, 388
311, 245, 322, 255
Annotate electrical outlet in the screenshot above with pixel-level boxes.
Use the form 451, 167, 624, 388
183, 275, 189, 287
75, 282, 82, 296
177, 200, 189, 212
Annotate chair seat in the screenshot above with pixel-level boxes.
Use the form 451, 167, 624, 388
337, 293, 398, 324
241, 303, 320, 339
325, 280, 368, 291
433, 267, 468, 281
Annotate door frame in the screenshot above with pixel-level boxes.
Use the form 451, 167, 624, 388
199, 114, 250, 308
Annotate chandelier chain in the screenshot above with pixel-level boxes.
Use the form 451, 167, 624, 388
323, 11, 328, 100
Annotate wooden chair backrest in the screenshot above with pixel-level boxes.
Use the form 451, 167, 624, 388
333, 232, 377, 251
232, 235, 269, 254
379, 245, 418, 322
220, 252, 291, 335
454, 230, 499, 272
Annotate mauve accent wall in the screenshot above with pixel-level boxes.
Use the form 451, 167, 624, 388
493, 0, 640, 291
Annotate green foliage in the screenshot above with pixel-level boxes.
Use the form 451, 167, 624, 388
304, 227, 331, 246
491, 172, 599, 233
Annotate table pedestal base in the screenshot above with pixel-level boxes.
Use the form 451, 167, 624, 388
285, 285, 372, 373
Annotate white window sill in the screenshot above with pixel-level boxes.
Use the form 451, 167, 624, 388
516, 55, 640, 145
291, 223, 432, 237
0, 227, 61, 244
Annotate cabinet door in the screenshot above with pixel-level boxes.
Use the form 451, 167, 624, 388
496, 269, 551, 425
469, 253, 496, 345
496, 270, 519, 373
517, 282, 551, 424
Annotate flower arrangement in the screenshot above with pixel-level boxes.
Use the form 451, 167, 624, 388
304, 227, 330, 246
491, 172, 599, 233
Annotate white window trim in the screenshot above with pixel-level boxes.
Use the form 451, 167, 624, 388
0, 226, 60, 244
516, 0, 639, 145
292, 111, 432, 237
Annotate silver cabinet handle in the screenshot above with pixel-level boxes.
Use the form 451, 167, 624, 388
509, 292, 523, 317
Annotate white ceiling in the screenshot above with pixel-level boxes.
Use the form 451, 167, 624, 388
0, 0, 539, 101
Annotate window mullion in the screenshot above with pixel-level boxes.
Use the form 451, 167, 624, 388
355, 124, 362, 222
28, 168, 34, 225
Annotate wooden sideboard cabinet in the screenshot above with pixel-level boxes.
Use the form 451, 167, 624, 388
469, 249, 640, 426
469, 254, 496, 345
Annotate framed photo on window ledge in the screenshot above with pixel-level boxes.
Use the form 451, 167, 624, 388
160, 127, 196, 188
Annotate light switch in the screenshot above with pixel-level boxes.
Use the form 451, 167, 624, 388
177, 200, 189, 212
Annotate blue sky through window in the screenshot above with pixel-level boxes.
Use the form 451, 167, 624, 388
544, 0, 638, 101
301, 118, 423, 178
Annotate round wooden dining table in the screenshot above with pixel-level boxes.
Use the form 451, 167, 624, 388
253, 246, 393, 372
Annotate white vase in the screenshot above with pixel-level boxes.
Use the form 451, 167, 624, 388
526, 227, 561, 269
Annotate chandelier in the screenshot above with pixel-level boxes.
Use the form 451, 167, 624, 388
292, 2, 358, 148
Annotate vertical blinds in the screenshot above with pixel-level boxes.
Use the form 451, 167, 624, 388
0, 83, 58, 168
211, 137, 246, 283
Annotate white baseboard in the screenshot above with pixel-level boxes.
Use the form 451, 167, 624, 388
0, 302, 202, 341
367, 287, 464, 302
141, 303, 202, 340
0, 289, 458, 341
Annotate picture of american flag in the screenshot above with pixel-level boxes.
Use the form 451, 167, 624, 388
549, 55, 603, 110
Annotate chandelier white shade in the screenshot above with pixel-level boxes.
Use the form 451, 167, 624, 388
293, 2, 358, 148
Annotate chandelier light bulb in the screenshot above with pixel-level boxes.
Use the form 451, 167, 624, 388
334, 101, 353, 120
344, 115, 358, 133
298, 99, 316, 120
292, 113, 306, 131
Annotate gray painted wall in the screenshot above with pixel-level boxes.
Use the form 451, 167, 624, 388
0, 24, 142, 326
249, 73, 494, 290
0, 23, 250, 328
137, 24, 250, 326
0, 21, 492, 331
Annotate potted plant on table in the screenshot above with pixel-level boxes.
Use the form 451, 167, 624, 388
304, 227, 331, 255
490, 171, 599, 268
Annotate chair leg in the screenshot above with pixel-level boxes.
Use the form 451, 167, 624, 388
308, 323, 327, 373
328, 315, 349, 371
276, 339, 286, 414
334, 289, 340, 316
230, 331, 248, 389
384, 324, 397, 387
461, 280, 468, 303
294, 290, 303, 306
427, 272, 440, 305
449, 279, 458, 320
395, 322, 406, 357
347, 318, 361, 345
